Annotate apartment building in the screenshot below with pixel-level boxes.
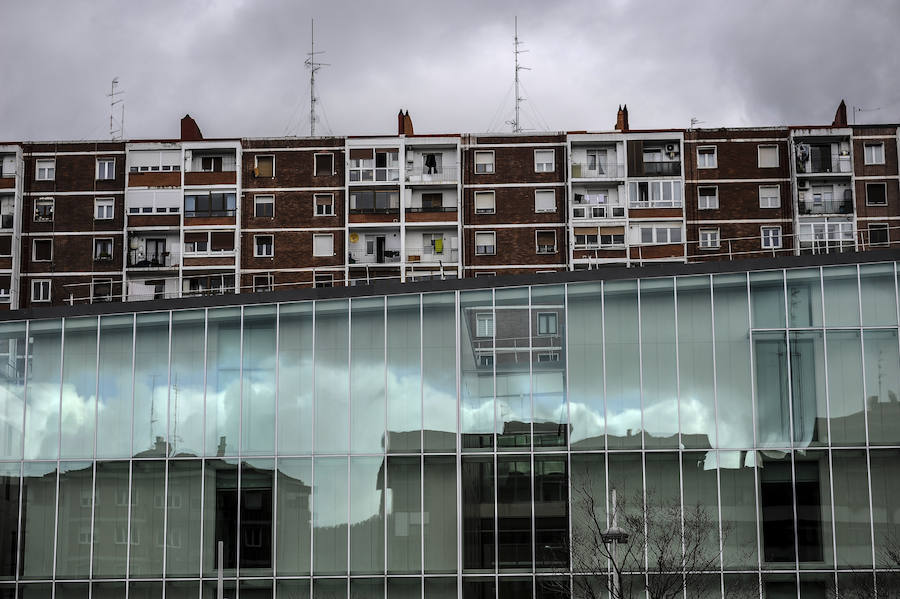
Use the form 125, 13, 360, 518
1, 101, 897, 308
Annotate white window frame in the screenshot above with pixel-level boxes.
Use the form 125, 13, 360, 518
758, 145, 779, 168
314, 272, 334, 288
535, 230, 557, 254
91, 278, 114, 303
864, 143, 885, 165
640, 226, 682, 245
254, 194, 275, 218
313, 153, 334, 176
759, 185, 781, 209
474, 231, 496, 255
760, 226, 782, 249
534, 149, 554, 173
868, 223, 890, 246
94, 237, 114, 261
697, 186, 719, 210
537, 312, 558, 336
34, 197, 54, 222
534, 189, 556, 213
474, 191, 496, 214
32, 238, 53, 262
94, 197, 114, 220
32, 279, 51, 302
699, 228, 720, 249
253, 273, 274, 292
254, 234, 274, 258
312, 233, 334, 257
35, 159, 55, 181
697, 146, 717, 169
315, 193, 335, 216
254, 154, 275, 178
865, 182, 888, 206
475, 312, 494, 337
96, 158, 115, 180
474, 151, 495, 174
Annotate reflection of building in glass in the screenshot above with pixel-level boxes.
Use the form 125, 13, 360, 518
0, 251, 898, 597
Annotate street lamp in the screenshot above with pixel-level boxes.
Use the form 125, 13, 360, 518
601, 489, 629, 599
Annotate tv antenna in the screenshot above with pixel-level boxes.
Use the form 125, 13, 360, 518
690, 117, 704, 128
305, 20, 329, 137
506, 16, 530, 133
107, 77, 124, 140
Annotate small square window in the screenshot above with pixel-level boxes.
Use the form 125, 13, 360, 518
314, 153, 334, 176
698, 186, 718, 210
34, 197, 54, 222
36, 159, 55, 181
864, 143, 885, 165
869, 223, 889, 246
699, 228, 720, 249
534, 149, 554, 173
32, 279, 51, 302
475, 231, 496, 255
254, 155, 274, 178
95, 198, 114, 220
96, 158, 115, 180
92, 278, 113, 303
33, 239, 53, 261
534, 189, 556, 213
474, 191, 496, 214
313, 234, 334, 257
536, 230, 557, 254
697, 146, 717, 168
253, 274, 273, 292
254, 195, 275, 218
537, 312, 558, 335
476, 312, 494, 337
758, 145, 779, 168
94, 238, 114, 261
866, 183, 887, 206
761, 226, 782, 249
474, 271, 496, 278
474, 151, 495, 174
200, 156, 223, 172
254, 235, 274, 258
315, 194, 335, 216
314, 273, 334, 288
759, 185, 780, 209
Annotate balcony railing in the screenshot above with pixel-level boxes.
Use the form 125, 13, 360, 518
642, 162, 681, 176
348, 249, 401, 264
127, 251, 179, 268
349, 168, 400, 182
406, 247, 459, 263
571, 162, 625, 178
798, 156, 852, 175
798, 198, 853, 215
349, 207, 400, 215
406, 205, 458, 213
405, 166, 458, 184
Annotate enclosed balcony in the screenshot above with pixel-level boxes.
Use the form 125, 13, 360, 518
0, 153, 16, 188
184, 148, 237, 185
406, 231, 459, 264
348, 229, 401, 265
797, 185, 853, 215
405, 188, 458, 222
348, 148, 400, 183
795, 142, 852, 175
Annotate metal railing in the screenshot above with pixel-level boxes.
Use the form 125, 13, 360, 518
405, 247, 459, 263
406, 205, 458, 213
184, 209, 236, 218
405, 166, 458, 184
641, 162, 681, 176
349, 168, 400, 182
797, 198, 853, 215
348, 207, 400, 215
798, 156, 852, 175
127, 250, 180, 268
348, 249, 401, 264
570, 162, 625, 178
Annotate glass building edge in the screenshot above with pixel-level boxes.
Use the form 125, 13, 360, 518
0, 257, 898, 597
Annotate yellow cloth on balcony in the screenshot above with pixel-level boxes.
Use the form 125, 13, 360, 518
434, 239, 443, 253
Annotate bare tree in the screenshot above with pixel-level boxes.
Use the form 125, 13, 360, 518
826, 536, 900, 599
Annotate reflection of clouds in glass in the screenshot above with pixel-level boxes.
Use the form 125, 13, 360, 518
25, 384, 60, 459
0, 390, 23, 458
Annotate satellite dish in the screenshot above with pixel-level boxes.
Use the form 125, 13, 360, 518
349, 233, 359, 243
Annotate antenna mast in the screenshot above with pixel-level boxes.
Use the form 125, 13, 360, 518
107, 78, 124, 140
510, 16, 530, 133
305, 20, 329, 137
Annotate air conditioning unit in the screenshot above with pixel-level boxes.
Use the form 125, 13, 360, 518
665, 143, 678, 153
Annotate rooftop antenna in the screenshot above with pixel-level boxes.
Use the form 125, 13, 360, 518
304, 19, 329, 137
690, 117, 704, 128
507, 16, 530, 133
107, 77, 124, 140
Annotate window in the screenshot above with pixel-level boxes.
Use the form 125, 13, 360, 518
474, 191, 496, 214
474, 151, 494, 174
94, 197, 114, 220
537, 312, 558, 335
253, 274, 273, 293
33, 239, 52, 261
314, 273, 333, 288
421, 192, 443, 210
866, 183, 887, 206
35, 159, 55, 180
698, 186, 718, 210
628, 180, 682, 208
697, 146, 717, 168
537, 352, 559, 363
254, 235, 274, 258
254, 155, 274, 177
864, 143, 885, 165
759, 185, 781, 209
312, 234, 333, 257
534, 189, 556, 213
699, 228, 720, 249
32, 279, 50, 302
474, 271, 496, 278
94, 238, 113, 261
184, 192, 237, 217
34, 197, 54, 222
640, 226, 682, 244
476, 312, 494, 337
91, 278, 113, 303
869, 223, 889, 246
534, 149, 554, 173
758, 145, 779, 168
574, 228, 598, 248
314, 153, 334, 176
474, 231, 496, 255
761, 226, 782, 249
315, 194, 335, 216
96, 158, 115, 180
477, 353, 494, 367
536, 230, 557, 254
200, 156, 223, 172
253, 195, 274, 218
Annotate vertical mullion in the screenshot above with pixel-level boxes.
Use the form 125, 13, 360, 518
382, 297, 388, 592
88, 316, 100, 593
198, 308, 208, 588
741, 272, 762, 597
528, 287, 535, 588
161, 312, 172, 598
563, 284, 574, 598
15, 320, 29, 587
346, 301, 352, 596
857, 265, 878, 582
272, 304, 280, 599
455, 290, 463, 599
309, 301, 316, 580
781, 270, 800, 583
818, 268, 838, 593
236, 306, 245, 579
126, 314, 136, 599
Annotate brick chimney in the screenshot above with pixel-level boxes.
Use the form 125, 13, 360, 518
615, 104, 629, 132
832, 99, 848, 127
180, 114, 203, 141
398, 110, 414, 136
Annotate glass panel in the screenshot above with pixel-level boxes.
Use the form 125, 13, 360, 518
387, 456, 420, 574
313, 579, 345, 599
315, 300, 349, 454
831, 449, 872, 568
750, 270, 786, 329
205, 308, 241, 457
719, 451, 758, 569
165, 581, 200, 599
424, 455, 457, 574
387, 578, 420, 599
535, 455, 567, 570
349, 456, 384, 574
724, 574, 758, 598
759, 451, 795, 568
60, 317, 97, 459
240, 579, 273, 599
462, 577, 495, 599
202, 580, 235, 599
871, 449, 900, 563
0, 463, 18, 579
20, 462, 56, 578
676, 276, 716, 449
786, 268, 823, 328
242, 306, 276, 456
859, 263, 897, 326
790, 331, 828, 448
864, 330, 900, 445
97, 315, 133, 459
91, 582, 127, 599
166, 460, 202, 577
461, 290, 494, 451
425, 577, 457, 599
55, 582, 89, 599
645, 452, 681, 577
349, 578, 382, 599
18, 583, 52, 598
567, 282, 604, 450
685, 575, 721, 599
386, 295, 421, 453
276, 458, 312, 576
714, 273, 754, 450
312, 456, 348, 575
754, 331, 790, 448
202, 459, 238, 576
276, 579, 310, 599
24, 319, 61, 460
92, 461, 128, 578
498, 577, 532, 599
682, 451, 720, 569
827, 331, 866, 445
532, 285, 566, 450
495, 288, 530, 451
55, 461, 92, 579
497, 455, 531, 571
607, 452, 643, 571
799, 572, 830, 598
129, 580, 162, 599
823, 265, 860, 327
350, 297, 386, 454
133, 312, 169, 457
170, 310, 205, 457
795, 451, 833, 569
604, 280, 640, 450
640, 278, 678, 448
462, 456, 494, 572
570, 454, 607, 578
423, 292, 457, 452
130, 460, 165, 577
278, 302, 313, 455
0, 323, 26, 460
240, 459, 273, 575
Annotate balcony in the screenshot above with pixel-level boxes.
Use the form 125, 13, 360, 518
127, 250, 179, 269
798, 197, 853, 215
348, 248, 401, 264
349, 167, 400, 183
641, 161, 681, 176
571, 162, 625, 179
405, 166, 458, 184
406, 247, 459, 264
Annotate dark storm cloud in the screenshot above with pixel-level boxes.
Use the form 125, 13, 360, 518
2, 0, 899, 141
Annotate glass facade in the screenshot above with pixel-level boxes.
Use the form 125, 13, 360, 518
0, 260, 897, 597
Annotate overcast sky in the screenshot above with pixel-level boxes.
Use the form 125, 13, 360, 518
3, 0, 899, 141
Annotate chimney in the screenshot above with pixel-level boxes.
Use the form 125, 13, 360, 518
398, 109, 414, 136
180, 114, 203, 141
615, 104, 629, 132
832, 100, 848, 127
398, 109, 405, 135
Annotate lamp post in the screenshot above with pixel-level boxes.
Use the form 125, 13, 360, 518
601, 489, 630, 599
